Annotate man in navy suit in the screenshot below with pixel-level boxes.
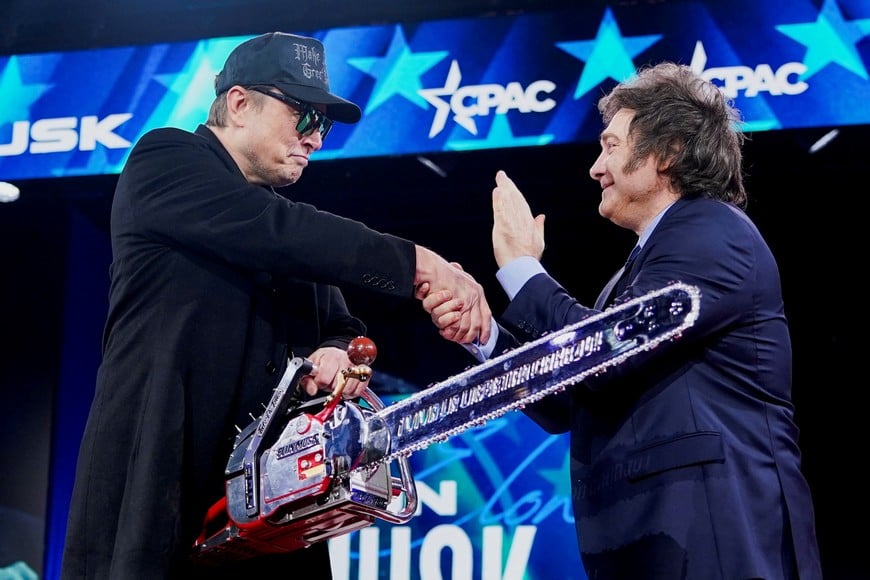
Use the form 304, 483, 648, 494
420, 62, 821, 579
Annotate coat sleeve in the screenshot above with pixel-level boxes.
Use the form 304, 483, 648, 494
501, 200, 770, 394
461, 313, 571, 433
315, 285, 367, 351
114, 128, 417, 299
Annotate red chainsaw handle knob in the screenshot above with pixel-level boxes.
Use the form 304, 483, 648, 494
347, 336, 377, 365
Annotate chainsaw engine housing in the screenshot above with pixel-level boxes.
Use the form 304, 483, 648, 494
192, 357, 417, 563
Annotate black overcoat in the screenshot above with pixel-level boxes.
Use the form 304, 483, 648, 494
61, 125, 416, 579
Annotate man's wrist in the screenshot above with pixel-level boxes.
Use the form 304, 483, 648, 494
414, 245, 436, 285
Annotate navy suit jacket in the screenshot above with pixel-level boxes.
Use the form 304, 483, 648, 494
497, 198, 821, 579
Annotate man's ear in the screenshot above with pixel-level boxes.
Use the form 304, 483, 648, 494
225, 86, 251, 126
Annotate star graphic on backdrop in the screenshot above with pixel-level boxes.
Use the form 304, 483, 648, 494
447, 113, 553, 151
154, 38, 241, 128
556, 7, 662, 99
77, 144, 112, 177
537, 447, 572, 499
776, 0, 870, 80
0, 56, 53, 123
348, 25, 448, 114
419, 60, 473, 136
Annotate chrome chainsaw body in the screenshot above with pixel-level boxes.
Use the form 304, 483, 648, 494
192, 281, 700, 562
192, 358, 417, 562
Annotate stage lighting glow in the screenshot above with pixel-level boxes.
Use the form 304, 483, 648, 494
808, 129, 840, 154
0, 181, 20, 202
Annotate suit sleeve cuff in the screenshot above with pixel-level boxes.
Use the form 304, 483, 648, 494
496, 256, 546, 300
462, 318, 500, 362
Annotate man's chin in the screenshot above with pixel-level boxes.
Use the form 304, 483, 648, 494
274, 171, 302, 188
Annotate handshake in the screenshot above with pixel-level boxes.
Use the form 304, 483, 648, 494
412, 170, 545, 346
412, 246, 490, 345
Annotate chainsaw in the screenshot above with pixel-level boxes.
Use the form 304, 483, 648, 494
191, 281, 700, 562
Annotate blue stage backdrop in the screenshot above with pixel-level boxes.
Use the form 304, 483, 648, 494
326, 400, 583, 580
2, 1, 869, 578
1, 0, 869, 181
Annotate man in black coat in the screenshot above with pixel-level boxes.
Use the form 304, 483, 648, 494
60, 32, 491, 579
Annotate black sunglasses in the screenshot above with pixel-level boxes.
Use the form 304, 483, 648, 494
247, 85, 333, 139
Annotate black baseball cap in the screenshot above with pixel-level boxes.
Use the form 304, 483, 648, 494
215, 32, 361, 124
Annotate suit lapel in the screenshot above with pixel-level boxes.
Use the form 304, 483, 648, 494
594, 264, 626, 310
594, 245, 641, 310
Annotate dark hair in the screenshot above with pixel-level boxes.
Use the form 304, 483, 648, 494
206, 88, 268, 128
597, 62, 747, 209
205, 94, 229, 128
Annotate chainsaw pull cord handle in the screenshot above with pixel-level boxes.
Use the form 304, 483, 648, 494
314, 365, 372, 422
314, 336, 377, 423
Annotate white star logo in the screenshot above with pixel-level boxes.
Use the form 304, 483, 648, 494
418, 60, 478, 138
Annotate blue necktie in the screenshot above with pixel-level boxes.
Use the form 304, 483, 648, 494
594, 245, 641, 310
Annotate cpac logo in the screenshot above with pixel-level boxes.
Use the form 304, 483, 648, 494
689, 41, 808, 98
0, 114, 133, 157
419, 60, 556, 139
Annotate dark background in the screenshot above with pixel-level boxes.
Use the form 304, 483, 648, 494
1, 0, 863, 578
